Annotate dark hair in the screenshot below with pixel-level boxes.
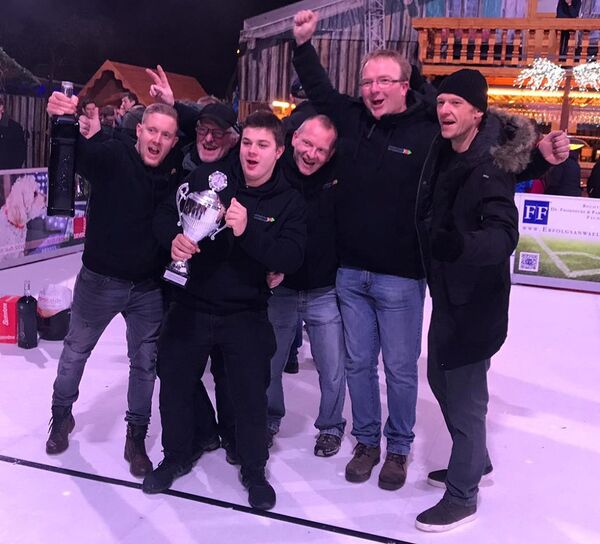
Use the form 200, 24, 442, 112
242, 111, 284, 148
123, 92, 138, 104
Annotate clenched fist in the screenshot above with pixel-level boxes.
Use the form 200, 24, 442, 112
293, 10, 318, 46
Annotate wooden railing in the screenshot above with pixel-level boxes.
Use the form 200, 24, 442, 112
412, 18, 599, 77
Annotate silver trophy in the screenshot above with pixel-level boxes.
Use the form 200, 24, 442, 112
163, 171, 228, 287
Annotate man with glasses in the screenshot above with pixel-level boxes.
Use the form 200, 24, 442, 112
292, 9, 438, 491
146, 66, 239, 464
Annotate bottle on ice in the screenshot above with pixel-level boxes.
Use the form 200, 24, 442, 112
17, 280, 38, 349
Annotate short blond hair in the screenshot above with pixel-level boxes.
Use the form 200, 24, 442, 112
360, 49, 411, 82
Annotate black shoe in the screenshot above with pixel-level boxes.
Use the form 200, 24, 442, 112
242, 473, 276, 510
314, 434, 341, 457
283, 355, 299, 374
191, 434, 221, 463
222, 439, 240, 465
427, 465, 493, 489
345, 443, 380, 483
142, 457, 192, 494
46, 406, 75, 455
416, 498, 477, 532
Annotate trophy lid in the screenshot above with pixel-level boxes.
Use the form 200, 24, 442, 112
187, 189, 221, 211
208, 171, 228, 192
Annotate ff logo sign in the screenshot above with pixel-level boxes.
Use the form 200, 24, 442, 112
523, 200, 550, 225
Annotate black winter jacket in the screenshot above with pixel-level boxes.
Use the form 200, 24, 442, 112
153, 160, 306, 314
416, 109, 536, 369
293, 42, 439, 278
77, 134, 180, 281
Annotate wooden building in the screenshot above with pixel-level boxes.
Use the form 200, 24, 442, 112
78, 60, 208, 108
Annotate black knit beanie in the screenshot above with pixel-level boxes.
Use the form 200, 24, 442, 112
437, 69, 488, 113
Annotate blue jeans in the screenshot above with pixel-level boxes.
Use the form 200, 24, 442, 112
52, 266, 163, 426
336, 267, 425, 455
267, 285, 347, 437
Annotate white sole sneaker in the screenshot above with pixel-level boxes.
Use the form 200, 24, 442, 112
415, 511, 477, 532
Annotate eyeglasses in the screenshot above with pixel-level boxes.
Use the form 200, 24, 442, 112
359, 78, 406, 88
196, 125, 226, 139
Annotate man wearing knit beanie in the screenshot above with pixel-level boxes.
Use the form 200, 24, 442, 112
414, 69, 570, 532
436, 68, 488, 153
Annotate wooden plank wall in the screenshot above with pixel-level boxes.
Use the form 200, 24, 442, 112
3, 95, 50, 168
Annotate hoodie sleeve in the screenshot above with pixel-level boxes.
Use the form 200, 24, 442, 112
153, 183, 183, 251
75, 132, 118, 184
292, 41, 355, 129
238, 192, 307, 274
457, 170, 519, 267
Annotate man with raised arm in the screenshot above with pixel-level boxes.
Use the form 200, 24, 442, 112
45, 93, 180, 478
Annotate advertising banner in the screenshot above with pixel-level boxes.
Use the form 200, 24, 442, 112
512, 193, 600, 293
0, 167, 86, 270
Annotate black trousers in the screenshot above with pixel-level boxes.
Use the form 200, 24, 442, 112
157, 301, 276, 477
427, 325, 492, 507
192, 347, 236, 449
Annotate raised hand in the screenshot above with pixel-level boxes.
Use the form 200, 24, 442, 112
225, 197, 248, 237
538, 130, 570, 165
146, 65, 175, 106
47, 91, 78, 116
78, 105, 101, 140
293, 10, 318, 46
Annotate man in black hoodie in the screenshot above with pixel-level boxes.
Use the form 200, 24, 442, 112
143, 111, 306, 511
44, 93, 180, 478
266, 114, 347, 457
293, 9, 437, 491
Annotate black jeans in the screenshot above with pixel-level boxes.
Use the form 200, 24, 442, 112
192, 346, 236, 448
157, 302, 276, 477
427, 325, 492, 507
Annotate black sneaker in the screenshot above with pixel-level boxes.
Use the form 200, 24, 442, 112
427, 465, 493, 489
222, 439, 240, 465
416, 498, 477, 532
142, 457, 192, 494
46, 406, 75, 455
283, 355, 299, 374
191, 434, 221, 463
314, 434, 341, 457
242, 473, 276, 510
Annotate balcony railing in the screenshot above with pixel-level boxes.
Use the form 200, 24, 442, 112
412, 18, 599, 76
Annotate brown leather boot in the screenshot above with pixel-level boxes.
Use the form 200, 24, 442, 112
124, 423, 153, 477
345, 443, 380, 483
378, 453, 408, 490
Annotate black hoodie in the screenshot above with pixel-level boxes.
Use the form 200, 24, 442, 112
76, 134, 180, 282
153, 159, 306, 314
279, 144, 338, 290
293, 41, 439, 279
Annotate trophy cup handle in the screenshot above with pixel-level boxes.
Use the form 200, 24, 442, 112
209, 223, 229, 241
175, 182, 190, 227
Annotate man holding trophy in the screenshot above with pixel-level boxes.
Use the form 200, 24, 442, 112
44, 92, 180, 478
143, 111, 306, 511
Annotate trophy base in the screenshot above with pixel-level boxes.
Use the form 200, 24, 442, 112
163, 261, 190, 287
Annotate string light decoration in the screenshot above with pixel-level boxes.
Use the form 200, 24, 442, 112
572, 62, 600, 91
515, 58, 566, 91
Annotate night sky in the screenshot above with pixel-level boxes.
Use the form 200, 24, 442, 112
0, 0, 298, 96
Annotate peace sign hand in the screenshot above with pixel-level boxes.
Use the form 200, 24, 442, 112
145, 65, 175, 106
